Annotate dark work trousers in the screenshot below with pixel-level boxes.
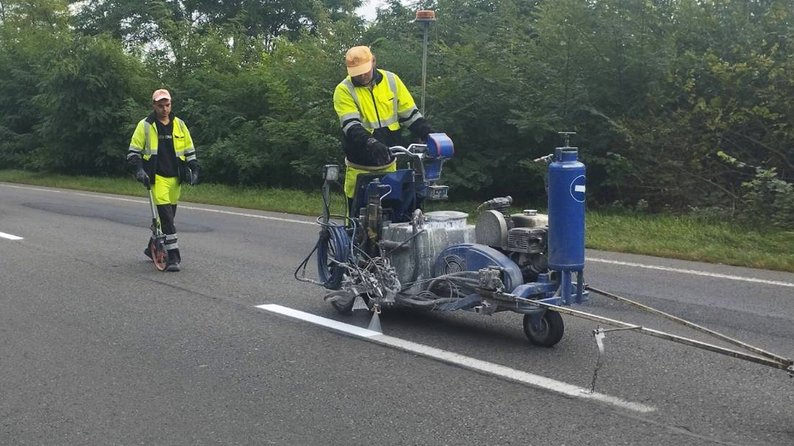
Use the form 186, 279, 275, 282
157, 203, 181, 263
158, 204, 177, 234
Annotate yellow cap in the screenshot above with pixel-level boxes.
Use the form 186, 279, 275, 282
345, 46, 373, 77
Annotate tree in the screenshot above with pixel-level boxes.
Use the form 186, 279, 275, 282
35, 34, 148, 174
0, 0, 72, 169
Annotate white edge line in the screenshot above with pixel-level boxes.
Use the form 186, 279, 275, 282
588, 257, 794, 288
178, 205, 315, 225
0, 231, 23, 240
5, 183, 789, 286
1, 182, 315, 226
256, 304, 656, 413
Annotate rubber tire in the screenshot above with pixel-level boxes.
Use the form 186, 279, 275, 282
330, 298, 355, 314
523, 311, 564, 347
149, 238, 168, 271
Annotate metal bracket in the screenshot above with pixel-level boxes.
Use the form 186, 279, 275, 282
593, 328, 606, 354
588, 327, 607, 393
474, 300, 497, 315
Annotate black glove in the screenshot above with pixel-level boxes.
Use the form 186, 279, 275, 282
128, 155, 149, 186
135, 168, 150, 188
366, 138, 392, 166
409, 119, 435, 142
187, 160, 200, 185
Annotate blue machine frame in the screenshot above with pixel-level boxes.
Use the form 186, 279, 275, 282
302, 133, 589, 347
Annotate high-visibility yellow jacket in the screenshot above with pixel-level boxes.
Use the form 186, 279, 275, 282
333, 69, 432, 169
126, 114, 196, 183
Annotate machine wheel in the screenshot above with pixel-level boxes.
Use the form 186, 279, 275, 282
330, 297, 355, 314
523, 311, 564, 347
325, 291, 371, 314
149, 238, 167, 272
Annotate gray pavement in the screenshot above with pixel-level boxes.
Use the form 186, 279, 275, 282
1, 183, 792, 445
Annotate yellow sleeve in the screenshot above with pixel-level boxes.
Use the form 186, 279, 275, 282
129, 120, 147, 152
177, 118, 196, 161
333, 81, 361, 127
127, 120, 149, 162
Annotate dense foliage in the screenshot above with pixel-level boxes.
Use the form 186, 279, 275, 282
1, 0, 792, 226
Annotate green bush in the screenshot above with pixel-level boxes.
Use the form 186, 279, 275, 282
739, 167, 794, 228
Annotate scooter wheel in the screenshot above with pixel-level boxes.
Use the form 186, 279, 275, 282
523, 311, 564, 347
149, 239, 168, 271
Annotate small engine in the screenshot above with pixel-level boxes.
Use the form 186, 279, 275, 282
475, 203, 549, 282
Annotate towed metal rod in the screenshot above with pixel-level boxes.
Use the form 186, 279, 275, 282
586, 285, 785, 363
485, 291, 794, 372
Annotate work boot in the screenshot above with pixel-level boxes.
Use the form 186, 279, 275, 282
143, 238, 154, 259
166, 250, 181, 272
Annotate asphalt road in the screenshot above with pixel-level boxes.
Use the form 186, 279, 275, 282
1, 183, 793, 445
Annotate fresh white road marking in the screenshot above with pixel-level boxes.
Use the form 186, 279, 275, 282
0, 231, 23, 240
588, 258, 794, 288
260, 304, 382, 338
257, 304, 656, 413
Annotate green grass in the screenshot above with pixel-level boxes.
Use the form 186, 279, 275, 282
587, 211, 794, 272
2, 169, 792, 273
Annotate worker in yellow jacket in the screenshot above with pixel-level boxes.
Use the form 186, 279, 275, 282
127, 89, 199, 272
333, 46, 436, 211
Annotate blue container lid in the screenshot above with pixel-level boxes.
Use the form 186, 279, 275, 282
554, 147, 579, 162
427, 133, 454, 159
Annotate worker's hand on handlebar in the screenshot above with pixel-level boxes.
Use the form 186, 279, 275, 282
367, 137, 393, 165
135, 168, 150, 188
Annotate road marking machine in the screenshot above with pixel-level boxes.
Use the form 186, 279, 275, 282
296, 132, 793, 387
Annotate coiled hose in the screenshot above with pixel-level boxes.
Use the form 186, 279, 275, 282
315, 223, 352, 290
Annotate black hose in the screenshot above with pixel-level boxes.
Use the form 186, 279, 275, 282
316, 223, 352, 290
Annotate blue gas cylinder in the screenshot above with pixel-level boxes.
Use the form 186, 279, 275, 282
547, 147, 586, 271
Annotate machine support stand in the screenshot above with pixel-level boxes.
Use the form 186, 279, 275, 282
368, 304, 383, 333
561, 270, 571, 305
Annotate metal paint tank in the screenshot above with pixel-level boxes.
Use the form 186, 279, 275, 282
547, 147, 586, 271
381, 211, 475, 287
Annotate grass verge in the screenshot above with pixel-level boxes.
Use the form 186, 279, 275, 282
2, 170, 792, 273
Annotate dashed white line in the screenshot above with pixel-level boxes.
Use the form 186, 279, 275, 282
587, 258, 794, 288
256, 304, 656, 413
0, 231, 23, 240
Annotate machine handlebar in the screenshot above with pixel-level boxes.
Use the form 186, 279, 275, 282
389, 143, 427, 159
388, 144, 429, 185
